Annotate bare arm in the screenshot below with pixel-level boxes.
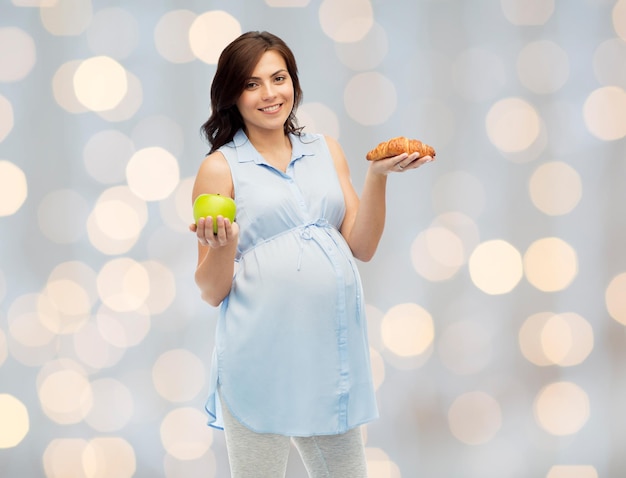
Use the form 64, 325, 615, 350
326, 135, 433, 262
191, 152, 239, 306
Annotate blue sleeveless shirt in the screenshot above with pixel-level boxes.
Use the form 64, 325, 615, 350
204, 129, 378, 436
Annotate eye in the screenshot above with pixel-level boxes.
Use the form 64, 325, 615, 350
245, 81, 258, 89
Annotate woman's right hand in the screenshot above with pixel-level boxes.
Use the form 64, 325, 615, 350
193, 216, 239, 248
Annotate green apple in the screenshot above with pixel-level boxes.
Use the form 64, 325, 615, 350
193, 193, 236, 234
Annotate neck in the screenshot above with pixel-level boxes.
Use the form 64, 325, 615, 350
245, 127, 290, 153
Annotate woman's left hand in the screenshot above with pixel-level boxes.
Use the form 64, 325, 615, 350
369, 151, 434, 176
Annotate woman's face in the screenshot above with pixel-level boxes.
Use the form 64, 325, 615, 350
236, 50, 294, 134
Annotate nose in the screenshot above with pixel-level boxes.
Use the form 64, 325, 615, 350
261, 82, 275, 100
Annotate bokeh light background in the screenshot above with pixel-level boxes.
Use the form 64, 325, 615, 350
1, 0, 626, 476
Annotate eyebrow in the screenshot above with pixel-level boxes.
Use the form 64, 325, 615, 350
247, 69, 288, 80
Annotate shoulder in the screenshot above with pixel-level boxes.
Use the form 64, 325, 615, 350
198, 150, 230, 176
193, 150, 234, 199
322, 135, 342, 152
322, 135, 348, 164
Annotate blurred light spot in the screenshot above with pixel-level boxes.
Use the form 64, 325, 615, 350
547, 465, 598, 478
0, 160, 27, 216
40, 0, 92, 36
448, 391, 502, 445
97, 258, 150, 312
606, 272, 626, 325
42, 279, 90, 333
319, 0, 373, 42
37, 277, 94, 335
154, 10, 197, 63
189, 11, 241, 65
38, 369, 93, 424
614, 0, 626, 41
131, 115, 185, 157
364, 448, 401, 478
43, 438, 89, 478
73, 321, 125, 370
93, 199, 142, 241
452, 48, 506, 102
592, 39, 626, 87
53, 60, 88, 113
96, 304, 151, 348
38, 189, 89, 243
160, 176, 194, 233
410, 226, 465, 281
86, 7, 138, 59
432, 171, 486, 219
160, 407, 213, 460
126, 147, 180, 201
431, 212, 480, 256
141, 260, 176, 314
438, 320, 493, 375
83, 437, 136, 478
266, 0, 310, 6
334, 22, 387, 71
73, 56, 128, 112
8, 293, 56, 347
370, 348, 385, 390
381, 303, 434, 357
0, 394, 29, 448
469, 240, 523, 295
583, 86, 626, 140
499, 119, 548, 164
486, 97, 541, 153
517, 40, 569, 94
500, 0, 554, 25
83, 130, 134, 184
519, 312, 558, 366
344, 72, 396, 125
95, 71, 143, 122
529, 162, 582, 216
87, 186, 148, 255
297, 102, 340, 138
85, 378, 134, 432
152, 349, 205, 402
0, 95, 14, 142
541, 313, 594, 366
5, 334, 59, 368
0, 27, 36, 82
534, 381, 589, 435
520, 312, 594, 367
48, 261, 98, 302
524, 237, 578, 292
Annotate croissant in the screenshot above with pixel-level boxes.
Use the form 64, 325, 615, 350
366, 136, 436, 161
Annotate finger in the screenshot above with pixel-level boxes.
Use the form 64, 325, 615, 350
197, 217, 214, 246
407, 154, 434, 169
214, 216, 230, 244
394, 152, 419, 171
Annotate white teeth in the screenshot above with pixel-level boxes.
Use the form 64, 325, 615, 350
261, 105, 280, 112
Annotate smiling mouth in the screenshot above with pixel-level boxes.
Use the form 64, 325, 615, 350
259, 104, 282, 113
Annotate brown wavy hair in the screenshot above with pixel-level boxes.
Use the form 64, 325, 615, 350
200, 31, 304, 153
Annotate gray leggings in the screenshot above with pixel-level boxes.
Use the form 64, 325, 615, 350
221, 399, 368, 478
